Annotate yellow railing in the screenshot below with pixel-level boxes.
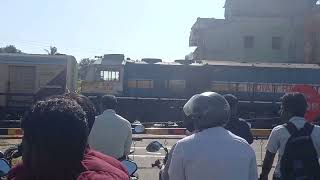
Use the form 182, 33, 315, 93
0, 128, 272, 139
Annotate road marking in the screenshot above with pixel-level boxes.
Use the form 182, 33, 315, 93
129, 154, 165, 158
146, 152, 162, 155
131, 146, 172, 150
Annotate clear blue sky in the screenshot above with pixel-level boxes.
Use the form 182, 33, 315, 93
0, 0, 225, 61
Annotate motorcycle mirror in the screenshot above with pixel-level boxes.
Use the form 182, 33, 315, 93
134, 124, 145, 133
121, 160, 138, 176
0, 159, 10, 177
146, 141, 162, 152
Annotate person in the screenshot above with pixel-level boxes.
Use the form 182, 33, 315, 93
260, 92, 320, 180
89, 95, 132, 160
8, 97, 129, 180
224, 94, 254, 144
64, 93, 97, 134
312, 115, 320, 126
64, 93, 97, 132
168, 92, 258, 180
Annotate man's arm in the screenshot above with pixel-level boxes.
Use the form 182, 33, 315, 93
259, 150, 276, 180
161, 143, 177, 180
243, 122, 254, 144
249, 152, 258, 180
168, 143, 185, 180
124, 124, 132, 156
259, 127, 279, 180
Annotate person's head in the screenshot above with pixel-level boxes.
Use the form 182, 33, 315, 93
21, 97, 89, 177
223, 94, 238, 118
101, 95, 117, 111
183, 92, 230, 131
64, 93, 96, 132
280, 92, 308, 122
312, 115, 320, 125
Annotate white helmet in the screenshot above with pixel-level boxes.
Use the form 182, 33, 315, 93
183, 92, 230, 130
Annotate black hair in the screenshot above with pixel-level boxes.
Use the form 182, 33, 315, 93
21, 97, 89, 167
101, 95, 117, 110
64, 93, 96, 132
281, 92, 308, 117
223, 94, 238, 108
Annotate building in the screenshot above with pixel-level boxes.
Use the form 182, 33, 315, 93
190, 0, 317, 63
305, 6, 320, 63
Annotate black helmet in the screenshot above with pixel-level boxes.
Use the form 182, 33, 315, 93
183, 92, 230, 130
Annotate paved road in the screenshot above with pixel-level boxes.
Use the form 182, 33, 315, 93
0, 136, 275, 180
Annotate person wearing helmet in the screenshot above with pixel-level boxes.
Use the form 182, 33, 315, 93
168, 92, 258, 180
224, 94, 254, 144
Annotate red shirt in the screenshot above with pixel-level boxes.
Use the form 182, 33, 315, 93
8, 148, 129, 180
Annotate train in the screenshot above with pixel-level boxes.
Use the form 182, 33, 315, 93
0, 53, 77, 121
0, 53, 319, 129
82, 54, 320, 127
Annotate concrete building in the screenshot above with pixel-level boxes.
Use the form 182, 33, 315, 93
190, 0, 318, 63
305, 6, 320, 63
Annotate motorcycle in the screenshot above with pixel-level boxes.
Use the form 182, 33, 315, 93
118, 151, 139, 180
121, 123, 145, 179
121, 160, 138, 180
0, 158, 10, 178
0, 145, 139, 179
146, 141, 169, 180
0, 144, 20, 179
0, 124, 145, 179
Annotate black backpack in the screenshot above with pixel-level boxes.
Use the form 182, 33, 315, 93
280, 122, 320, 180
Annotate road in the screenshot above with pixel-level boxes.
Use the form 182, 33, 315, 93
0, 136, 275, 180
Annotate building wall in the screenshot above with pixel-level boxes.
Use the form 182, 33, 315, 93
305, 8, 320, 63
192, 17, 305, 63
225, 0, 315, 19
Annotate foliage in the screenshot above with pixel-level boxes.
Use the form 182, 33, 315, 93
78, 58, 95, 80
0, 45, 22, 53
44, 46, 58, 55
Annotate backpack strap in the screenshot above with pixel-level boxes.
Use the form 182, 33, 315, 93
302, 122, 314, 136
284, 122, 298, 135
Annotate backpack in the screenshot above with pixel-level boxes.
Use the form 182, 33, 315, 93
280, 122, 320, 180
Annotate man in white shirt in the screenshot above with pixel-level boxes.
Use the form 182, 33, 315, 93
169, 92, 258, 180
260, 92, 320, 180
89, 95, 132, 160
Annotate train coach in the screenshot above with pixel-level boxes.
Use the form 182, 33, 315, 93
82, 54, 320, 126
0, 53, 78, 120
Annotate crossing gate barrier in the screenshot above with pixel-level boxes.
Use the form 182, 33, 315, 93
0, 128, 271, 139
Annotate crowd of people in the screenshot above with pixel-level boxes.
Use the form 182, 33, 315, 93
4, 91, 320, 180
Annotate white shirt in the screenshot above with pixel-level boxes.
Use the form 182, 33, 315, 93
89, 109, 132, 159
266, 116, 320, 177
168, 127, 258, 180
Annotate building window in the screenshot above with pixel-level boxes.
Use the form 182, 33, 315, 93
128, 79, 153, 89
272, 37, 282, 50
244, 36, 254, 49
100, 70, 120, 81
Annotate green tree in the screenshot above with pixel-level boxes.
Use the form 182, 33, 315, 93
44, 46, 58, 55
0, 45, 22, 53
79, 58, 95, 80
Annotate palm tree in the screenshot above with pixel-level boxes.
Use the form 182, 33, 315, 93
44, 46, 58, 55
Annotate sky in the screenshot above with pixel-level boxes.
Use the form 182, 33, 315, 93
0, 0, 225, 61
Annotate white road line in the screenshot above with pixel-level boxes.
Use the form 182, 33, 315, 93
146, 152, 162, 155
131, 147, 172, 149
129, 155, 165, 158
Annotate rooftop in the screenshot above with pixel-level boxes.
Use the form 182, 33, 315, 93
0, 53, 75, 65
126, 60, 320, 69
